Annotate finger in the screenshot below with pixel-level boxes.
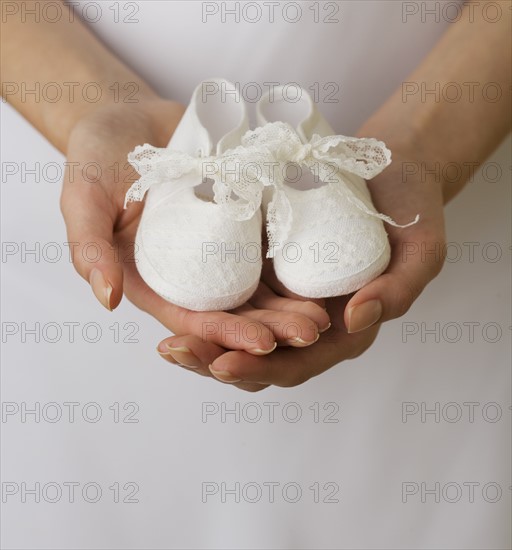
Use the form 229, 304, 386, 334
345, 223, 446, 333
343, 163, 447, 333
157, 334, 224, 375
157, 334, 268, 392
261, 259, 326, 307
247, 282, 331, 332
209, 325, 379, 387
122, 258, 277, 354
231, 304, 321, 347
232, 381, 270, 392
60, 169, 124, 311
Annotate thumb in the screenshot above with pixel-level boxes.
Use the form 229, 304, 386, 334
60, 174, 124, 311
344, 227, 446, 333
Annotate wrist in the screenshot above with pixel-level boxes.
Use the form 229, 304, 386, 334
45, 72, 162, 152
357, 116, 454, 204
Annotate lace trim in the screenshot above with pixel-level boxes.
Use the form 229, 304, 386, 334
125, 143, 271, 221
242, 122, 418, 257
124, 122, 418, 254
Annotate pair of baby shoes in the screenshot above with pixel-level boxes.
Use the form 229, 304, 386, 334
125, 78, 418, 311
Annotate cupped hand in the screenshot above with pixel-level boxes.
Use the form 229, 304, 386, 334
158, 154, 446, 390
60, 99, 330, 354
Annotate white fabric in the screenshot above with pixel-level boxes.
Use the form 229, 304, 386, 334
250, 93, 413, 296
135, 188, 262, 311
128, 79, 262, 311
242, 119, 418, 258
267, 181, 393, 297
3, 1, 510, 549
126, 84, 418, 301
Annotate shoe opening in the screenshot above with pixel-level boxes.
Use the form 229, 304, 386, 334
194, 177, 215, 202
260, 90, 311, 129
196, 82, 243, 146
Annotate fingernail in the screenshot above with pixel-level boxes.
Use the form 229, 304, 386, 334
208, 364, 242, 383
249, 342, 277, 356
165, 345, 201, 369
89, 268, 112, 311
288, 333, 319, 347
319, 322, 331, 334
156, 347, 178, 364
347, 300, 382, 333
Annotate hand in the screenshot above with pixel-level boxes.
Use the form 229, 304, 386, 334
60, 99, 330, 358
157, 155, 446, 390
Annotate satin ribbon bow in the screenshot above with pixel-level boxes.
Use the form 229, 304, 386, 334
124, 143, 273, 222
241, 122, 419, 257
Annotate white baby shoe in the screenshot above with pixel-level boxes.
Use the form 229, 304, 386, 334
243, 85, 418, 298
124, 78, 266, 311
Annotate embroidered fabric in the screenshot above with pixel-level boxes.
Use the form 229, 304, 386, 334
241, 122, 418, 257
124, 122, 419, 258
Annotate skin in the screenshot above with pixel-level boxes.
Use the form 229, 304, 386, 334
2, 1, 510, 391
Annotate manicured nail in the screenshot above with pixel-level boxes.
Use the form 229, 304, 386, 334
347, 300, 382, 333
165, 345, 201, 369
319, 322, 331, 334
156, 347, 178, 364
89, 268, 112, 311
249, 342, 277, 355
288, 333, 320, 347
208, 364, 242, 383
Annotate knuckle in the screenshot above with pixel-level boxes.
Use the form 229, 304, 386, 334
175, 308, 195, 335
